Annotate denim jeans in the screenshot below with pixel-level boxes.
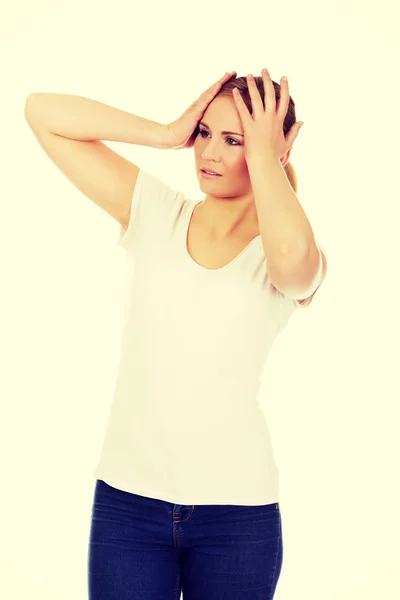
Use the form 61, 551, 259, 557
88, 479, 283, 599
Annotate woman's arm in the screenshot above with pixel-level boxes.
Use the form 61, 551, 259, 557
25, 93, 171, 149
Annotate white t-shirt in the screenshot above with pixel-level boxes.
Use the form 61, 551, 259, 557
93, 169, 322, 506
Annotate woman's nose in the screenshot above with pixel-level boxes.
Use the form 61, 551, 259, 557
201, 142, 222, 161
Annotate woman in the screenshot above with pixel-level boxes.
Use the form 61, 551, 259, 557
25, 69, 327, 599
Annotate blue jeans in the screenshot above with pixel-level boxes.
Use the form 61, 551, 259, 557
88, 479, 283, 599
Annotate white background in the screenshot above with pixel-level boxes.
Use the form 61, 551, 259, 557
1, 0, 399, 598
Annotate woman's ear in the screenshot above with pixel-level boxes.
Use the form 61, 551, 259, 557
280, 147, 292, 168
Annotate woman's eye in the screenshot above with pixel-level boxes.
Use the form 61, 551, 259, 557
198, 130, 239, 146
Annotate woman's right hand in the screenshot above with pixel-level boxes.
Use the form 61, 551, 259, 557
165, 71, 237, 150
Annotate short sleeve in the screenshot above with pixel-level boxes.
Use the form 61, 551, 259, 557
117, 168, 181, 252
289, 242, 327, 309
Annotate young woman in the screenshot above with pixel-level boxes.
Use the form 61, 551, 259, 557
25, 69, 327, 600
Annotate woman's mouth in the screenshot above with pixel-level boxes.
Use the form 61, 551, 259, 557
200, 169, 222, 178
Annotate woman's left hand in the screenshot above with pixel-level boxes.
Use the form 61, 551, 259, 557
232, 68, 304, 161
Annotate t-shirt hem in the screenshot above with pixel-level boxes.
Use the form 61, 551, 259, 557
92, 471, 279, 507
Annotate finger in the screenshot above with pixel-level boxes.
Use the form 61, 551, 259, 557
205, 71, 237, 97
193, 72, 238, 120
232, 88, 251, 129
246, 74, 263, 116
199, 72, 236, 109
261, 68, 276, 113
219, 70, 237, 83
277, 76, 290, 122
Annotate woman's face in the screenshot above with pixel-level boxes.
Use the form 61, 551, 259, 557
194, 95, 253, 199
